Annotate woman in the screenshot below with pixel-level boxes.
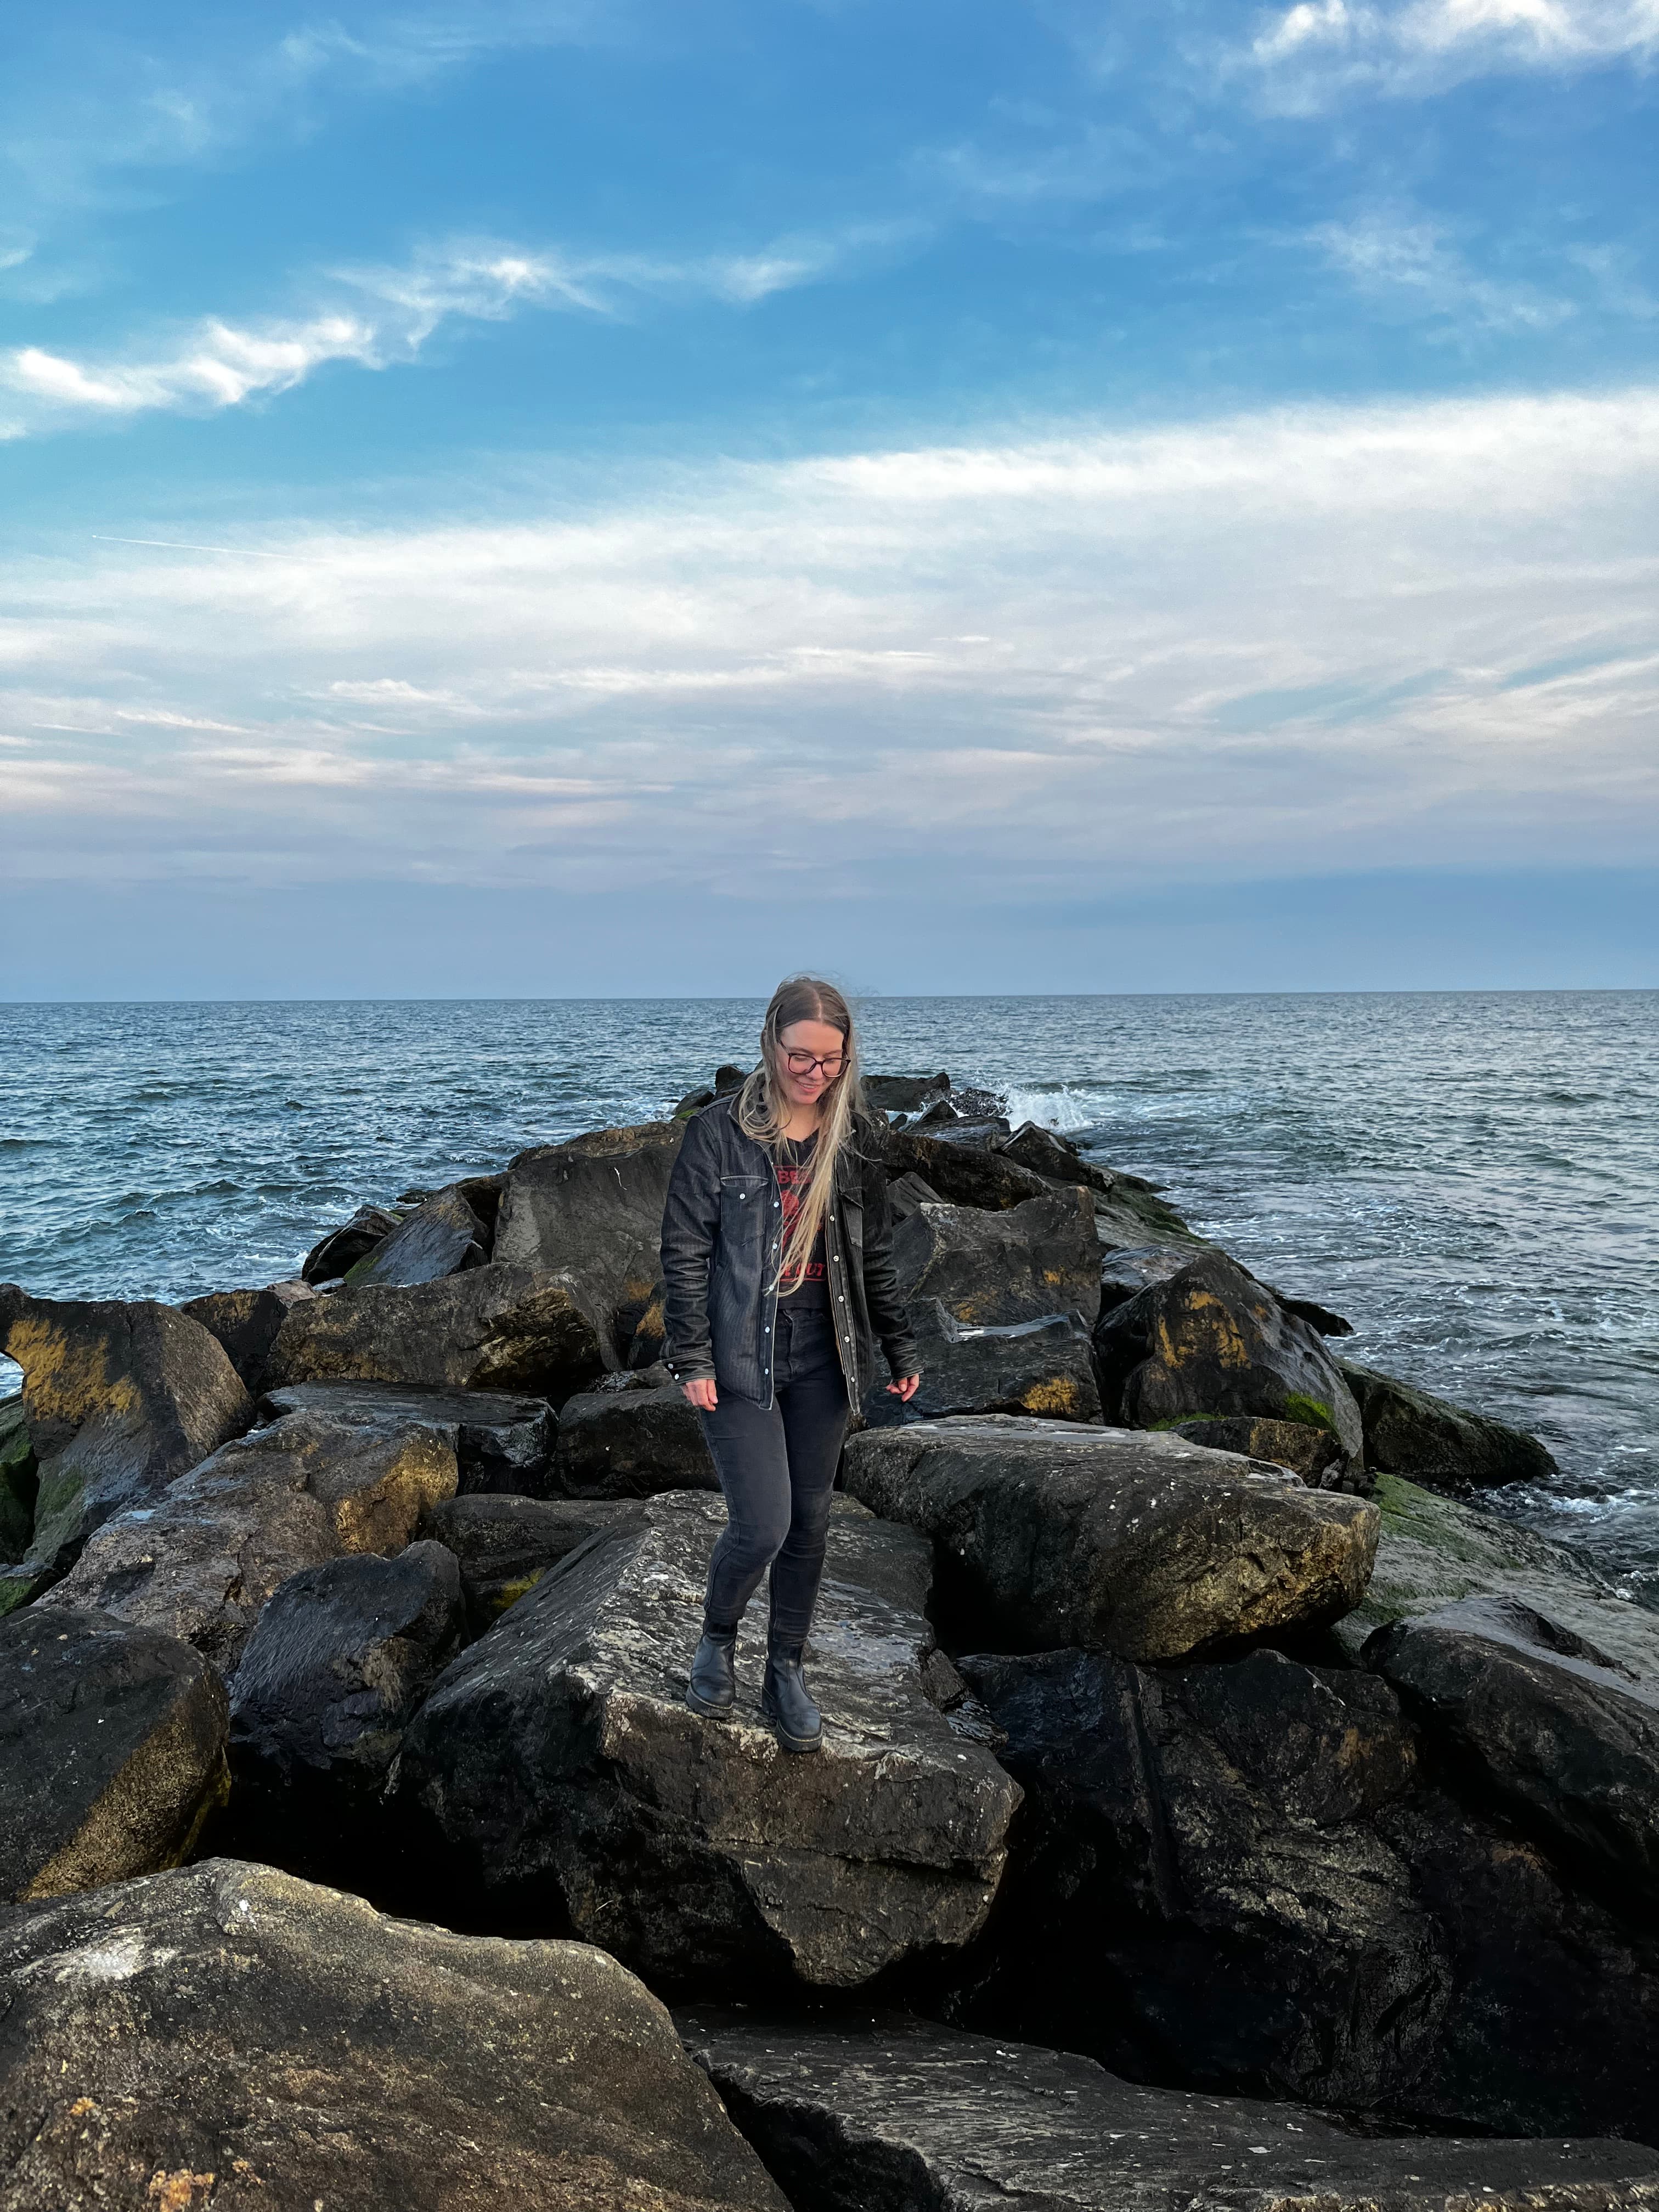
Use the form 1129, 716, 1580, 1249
659, 976, 921, 1754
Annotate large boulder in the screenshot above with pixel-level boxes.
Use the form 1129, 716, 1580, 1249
39, 1412, 457, 1674
0, 1859, 789, 2212
1332, 1471, 1659, 1674
552, 1381, 716, 1497
493, 1122, 684, 1367
891, 1188, 1101, 1329
1095, 1248, 1364, 1472
420, 1493, 646, 1634
261, 1376, 554, 1494
1170, 1412, 1347, 1487
1341, 1359, 1559, 1489
947, 1645, 1443, 2107
0, 1393, 37, 1560
343, 1182, 489, 1290
1368, 1594, 1659, 1909
0, 1607, 228, 1905
864, 1069, 951, 1112
843, 1417, 1378, 1661
264, 1261, 604, 1406
881, 1125, 1052, 1211
396, 1493, 1022, 1989
0, 1288, 253, 1612
178, 1280, 315, 1397
227, 1542, 464, 1872
866, 1302, 1102, 1428
301, 1200, 404, 1283
678, 2012, 1659, 2212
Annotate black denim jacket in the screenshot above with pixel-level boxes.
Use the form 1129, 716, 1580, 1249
659, 1093, 919, 1412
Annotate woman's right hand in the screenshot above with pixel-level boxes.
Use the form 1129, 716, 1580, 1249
683, 1378, 719, 1411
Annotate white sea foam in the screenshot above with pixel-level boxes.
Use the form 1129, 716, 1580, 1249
1001, 1085, 1114, 1133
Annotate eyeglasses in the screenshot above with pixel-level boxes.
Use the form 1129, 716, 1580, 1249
783, 1049, 845, 1078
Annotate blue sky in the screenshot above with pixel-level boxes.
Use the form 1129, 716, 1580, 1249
2, 0, 1656, 995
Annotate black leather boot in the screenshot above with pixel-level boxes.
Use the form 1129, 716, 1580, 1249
686, 1624, 738, 1717
761, 1638, 822, 1753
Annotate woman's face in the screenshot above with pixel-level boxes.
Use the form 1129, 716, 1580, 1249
776, 1017, 847, 1114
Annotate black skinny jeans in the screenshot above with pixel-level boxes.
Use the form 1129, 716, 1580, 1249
698, 1304, 849, 1646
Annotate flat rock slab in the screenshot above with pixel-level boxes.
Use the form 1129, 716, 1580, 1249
1342, 1359, 1559, 1490
1368, 1593, 1659, 1908
0, 1858, 789, 2212
553, 1382, 718, 1497
865, 1304, 1102, 1428
40, 1412, 457, 1674
678, 2012, 1659, 2212
343, 1182, 488, 1290
419, 1492, 645, 1633
0, 1607, 228, 1905
266, 1262, 603, 1407
843, 1417, 1378, 1661
261, 1377, 553, 1494
397, 1492, 1022, 1989
1332, 1472, 1659, 1674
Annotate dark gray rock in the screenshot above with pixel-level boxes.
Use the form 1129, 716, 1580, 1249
1170, 1414, 1347, 1487
1269, 1288, 1355, 1337
1341, 1359, 1559, 1490
676, 2011, 1659, 2212
1096, 1249, 1364, 1471
864, 1071, 951, 1113
493, 1121, 684, 1367
0, 1288, 254, 1615
265, 1261, 605, 1406
228, 1543, 464, 1867
891, 1187, 1101, 1330
1367, 1594, 1659, 1908
552, 1382, 716, 1497
882, 1125, 1052, 1211
0, 1606, 228, 1905
1099, 1241, 1211, 1308
886, 1170, 944, 1222
0, 1393, 37, 1562
998, 1118, 1115, 1192
179, 1280, 316, 1397
947, 1645, 1442, 2108
343, 1183, 489, 1289
0, 1858, 790, 2212
301, 1201, 404, 1283
843, 1417, 1378, 1661
419, 1492, 646, 1634
396, 1493, 1022, 1989
865, 1304, 1102, 1428
40, 1412, 458, 1675
261, 1377, 554, 1495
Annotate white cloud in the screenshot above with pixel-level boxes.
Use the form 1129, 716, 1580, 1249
1310, 211, 1575, 331
2, 385, 1656, 903
1249, 0, 1659, 101
0, 227, 889, 433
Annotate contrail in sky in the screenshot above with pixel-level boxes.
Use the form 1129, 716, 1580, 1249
91, 535, 289, 558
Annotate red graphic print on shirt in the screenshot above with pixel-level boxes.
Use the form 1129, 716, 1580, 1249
775, 1150, 828, 1297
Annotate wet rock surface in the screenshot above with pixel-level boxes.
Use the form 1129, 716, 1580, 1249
419, 1491, 645, 1633
890, 1187, 1101, 1329
678, 2011, 1659, 2212
865, 1302, 1102, 1427
396, 1492, 1022, 1988
179, 1281, 316, 1397
1342, 1358, 1560, 1490
261, 1376, 554, 1494
0, 1392, 38, 1561
0, 1289, 253, 1611
1368, 1593, 1659, 1906
1170, 1412, 1347, 1486
493, 1121, 684, 1367
1096, 1249, 1365, 1471
40, 1412, 457, 1674
553, 1380, 718, 1497
843, 1417, 1378, 1660
0, 1606, 229, 1905
342, 1182, 489, 1289
0, 1858, 791, 2212
301, 1201, 404, 1284
265, 1261, 605, 1405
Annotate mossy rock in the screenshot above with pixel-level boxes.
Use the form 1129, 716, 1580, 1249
0, 1398, 38, 1564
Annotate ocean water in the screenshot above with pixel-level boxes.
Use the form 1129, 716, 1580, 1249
1, 992, 1655, 1600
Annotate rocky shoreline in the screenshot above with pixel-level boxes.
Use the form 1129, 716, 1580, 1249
2, 1070, 1657, 2211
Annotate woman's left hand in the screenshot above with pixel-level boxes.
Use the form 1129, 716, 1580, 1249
886, 1373, 921, 1402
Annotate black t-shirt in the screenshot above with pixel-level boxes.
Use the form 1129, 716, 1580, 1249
776, 1134, 830, 1309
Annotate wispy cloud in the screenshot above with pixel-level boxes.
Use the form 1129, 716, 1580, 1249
0, 227, 900, 435
3, 386, 1656, 901
1309, 210, 1576, 332
1249, 0, 1659, 104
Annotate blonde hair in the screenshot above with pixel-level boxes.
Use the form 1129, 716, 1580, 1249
736, 976, 865, 1296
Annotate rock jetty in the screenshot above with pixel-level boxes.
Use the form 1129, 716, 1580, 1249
2, 1068, 1654, 2211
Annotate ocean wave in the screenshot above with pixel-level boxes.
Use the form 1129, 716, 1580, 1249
1000, 1084, 1116, 1133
